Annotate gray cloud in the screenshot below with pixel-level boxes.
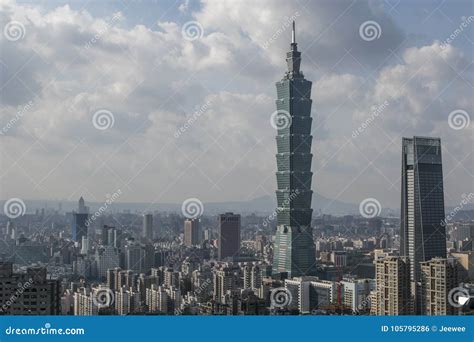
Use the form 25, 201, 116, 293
0, 0, 471, 210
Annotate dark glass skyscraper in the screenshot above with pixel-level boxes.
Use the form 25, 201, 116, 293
400, 136, 447, 313
272, 22, 316, 278
72, 213, 88, 242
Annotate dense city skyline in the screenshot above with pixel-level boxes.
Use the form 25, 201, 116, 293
0, 0, 472, 322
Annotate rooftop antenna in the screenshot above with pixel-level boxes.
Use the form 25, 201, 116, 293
292, 20, 296, 44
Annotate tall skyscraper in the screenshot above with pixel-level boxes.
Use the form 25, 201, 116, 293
78, 196, 88, 214
218, 212, 241, 260
72, 196, 89, 242
374, 256, 413, 315
272, 22, 316, 278
143, 214, 153, 240
184, 218, 200, 247
400, 136, 447, 312
72, 213, 88, 242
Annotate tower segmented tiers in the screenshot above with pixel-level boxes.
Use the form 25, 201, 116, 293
272, 22, 316, 278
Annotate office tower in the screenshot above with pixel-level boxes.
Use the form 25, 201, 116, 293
375, 256, 413, 315
285, 277, 311, 312
330, 251, 347, 267
213, 267, 235, 304
72, 212, 88, 242
450, 224, 474, 242
184, 218, 200, 247
78, 196, 88, 214
102, 225, 119, 247
309, 279, 337, 310
143, 214, 153, 240
218, 213, 241, 260
0, 262, 60, 315
420, 258, 459, 315
400, 137, 447, 312
124, 242, 145, 273
272, 22, 316, 278
95, 245, 120, 279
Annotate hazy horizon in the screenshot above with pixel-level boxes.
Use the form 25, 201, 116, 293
1, 0, 472, 212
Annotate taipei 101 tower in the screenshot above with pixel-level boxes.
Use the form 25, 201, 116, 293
272, 22, 316, 278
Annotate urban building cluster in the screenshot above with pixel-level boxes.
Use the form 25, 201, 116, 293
0, 23, 472, 316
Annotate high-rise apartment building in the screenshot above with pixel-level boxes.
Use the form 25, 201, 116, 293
375, 256, 413, 315
420, 257, 459, 315
272, 22, 316, 278
213, 267, 235, 304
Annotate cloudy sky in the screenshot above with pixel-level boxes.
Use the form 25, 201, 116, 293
0, 0, 472, 212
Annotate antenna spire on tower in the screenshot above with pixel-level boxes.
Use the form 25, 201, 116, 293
292, 20, 296, 44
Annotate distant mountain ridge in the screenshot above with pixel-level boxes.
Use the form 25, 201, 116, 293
4, 194, 472, 217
